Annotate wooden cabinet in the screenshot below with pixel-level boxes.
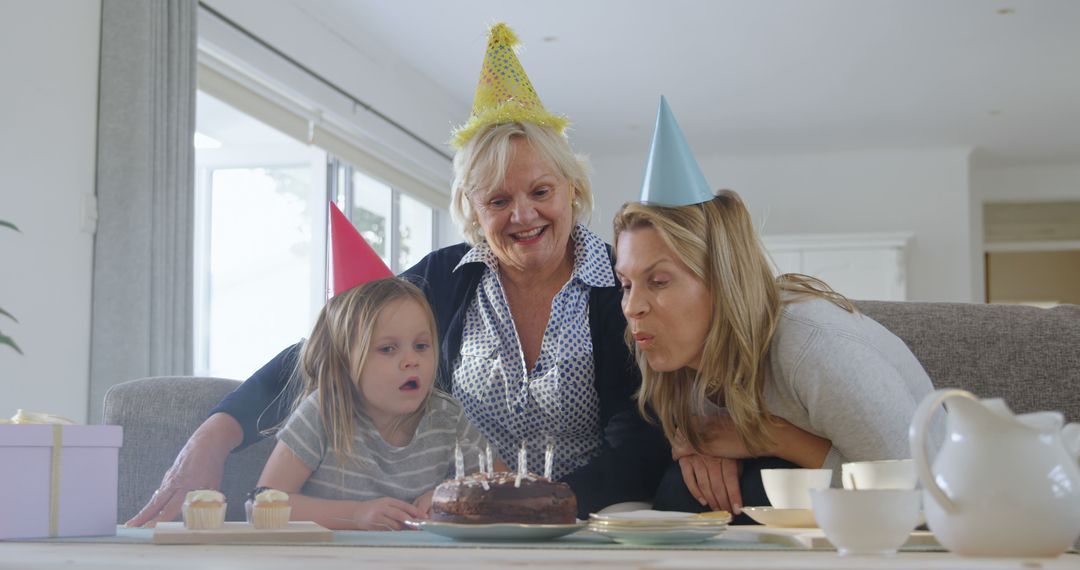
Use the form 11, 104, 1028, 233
762, 233, 912, 301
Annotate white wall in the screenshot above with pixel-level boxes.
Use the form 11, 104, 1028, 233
0, 0, 101, 422
973, 163, 1080, 202
588, 148, 976, 302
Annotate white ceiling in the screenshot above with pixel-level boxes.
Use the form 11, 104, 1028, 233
291, 0, 1080, 168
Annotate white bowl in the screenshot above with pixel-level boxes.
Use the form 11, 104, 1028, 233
810, 489, 921, 556
841, 459, 917, 490
760, 468, 832, 509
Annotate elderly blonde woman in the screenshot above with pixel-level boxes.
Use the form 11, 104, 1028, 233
129, 24, 670, 527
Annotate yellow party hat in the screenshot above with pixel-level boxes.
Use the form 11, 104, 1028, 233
450, 23, 569, 148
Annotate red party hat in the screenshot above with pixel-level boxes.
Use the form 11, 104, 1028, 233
329, 202, 393, 296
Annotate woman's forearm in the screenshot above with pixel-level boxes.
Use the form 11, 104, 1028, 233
769, 419, 831, 468
284, 494, 361, 530
194, 412, 245, 456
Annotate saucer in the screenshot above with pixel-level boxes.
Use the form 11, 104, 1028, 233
589, 525, 726, 545
404, 520, 585, 541
741, 507, 817, 528
590, 509, 731, 527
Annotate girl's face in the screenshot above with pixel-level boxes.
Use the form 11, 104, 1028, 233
352, 298, 436, 429
470, 137, 575, 275
615, 226, 713, 372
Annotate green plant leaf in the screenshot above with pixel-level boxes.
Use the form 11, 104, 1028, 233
1, 220, 19, 354
0, 333, 22, 355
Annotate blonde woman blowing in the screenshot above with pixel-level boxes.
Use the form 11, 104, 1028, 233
612, 98, 941, 521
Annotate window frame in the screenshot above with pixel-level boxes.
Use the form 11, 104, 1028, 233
329, 156, 440, 274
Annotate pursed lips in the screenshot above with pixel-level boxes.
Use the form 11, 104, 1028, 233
633, 331, 654, 348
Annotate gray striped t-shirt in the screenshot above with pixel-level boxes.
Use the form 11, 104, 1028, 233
278, 390, 487, 503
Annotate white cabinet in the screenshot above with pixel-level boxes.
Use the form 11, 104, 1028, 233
761, 233, 912, 301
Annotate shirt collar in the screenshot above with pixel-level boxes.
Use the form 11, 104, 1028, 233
453, 224, 616, 288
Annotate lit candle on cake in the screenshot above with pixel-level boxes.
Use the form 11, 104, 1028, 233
515, 441, 527, 487
454, 440, 464, 479
543, 438, 554, 480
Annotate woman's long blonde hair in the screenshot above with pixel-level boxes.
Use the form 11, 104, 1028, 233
613, 190, 853, 455
293, 278, 438, 462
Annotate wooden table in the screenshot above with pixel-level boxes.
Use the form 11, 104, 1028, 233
3, 540, 1077, 570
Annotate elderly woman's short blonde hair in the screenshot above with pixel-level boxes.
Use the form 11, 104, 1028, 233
450, 122, 592, 245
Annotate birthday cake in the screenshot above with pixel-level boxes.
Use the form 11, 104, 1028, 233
430, 472, 577, 525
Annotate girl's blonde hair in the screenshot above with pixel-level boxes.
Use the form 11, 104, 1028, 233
612, 190, 854, 455
450, 121, 593, 244
293, 278, 438, 462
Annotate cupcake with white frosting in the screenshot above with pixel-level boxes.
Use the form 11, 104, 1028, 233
181, 490, 226, 530
250, 488, 291, 529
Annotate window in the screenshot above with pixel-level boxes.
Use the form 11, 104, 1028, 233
194, 90, 446, 379
331, 159, 438, 274
194, 91, 327, 379
399, 193, 434, 270
349, 168, 393, 268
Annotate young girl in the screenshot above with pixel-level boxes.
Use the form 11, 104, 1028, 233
257, 278, 491, 530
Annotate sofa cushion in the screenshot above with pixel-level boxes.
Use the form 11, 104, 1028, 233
858, 301, 1080, 423
102, 376, 275, 523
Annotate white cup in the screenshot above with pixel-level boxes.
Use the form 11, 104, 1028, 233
841, 459, 917, 490
760, 468, 832, 510
810, 489, 921, 556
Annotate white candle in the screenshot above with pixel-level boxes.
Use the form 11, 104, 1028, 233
485, 443, 494, 475
454, 441, 464, 479
515, 441, 527, 487
543, 439, 554, 480
478, 450, 485, 474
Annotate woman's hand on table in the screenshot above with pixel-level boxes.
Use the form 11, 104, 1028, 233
353, 497, 425, 531
125, 413, 242, 527
677, 454, 743, 514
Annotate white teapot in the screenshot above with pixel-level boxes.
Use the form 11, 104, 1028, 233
910, 389, 1080, 557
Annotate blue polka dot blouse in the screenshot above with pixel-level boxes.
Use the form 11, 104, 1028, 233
451, 224, 617, 479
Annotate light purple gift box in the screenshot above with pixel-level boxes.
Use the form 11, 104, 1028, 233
0, 424, 123, 539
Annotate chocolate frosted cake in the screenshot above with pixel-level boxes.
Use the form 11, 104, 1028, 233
431, 472, 577, 524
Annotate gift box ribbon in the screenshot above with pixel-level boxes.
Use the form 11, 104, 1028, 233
49, 424, 62, 537
10, 410, 77, 537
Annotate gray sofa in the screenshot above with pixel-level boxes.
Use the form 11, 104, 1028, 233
103, 301, 1080, 523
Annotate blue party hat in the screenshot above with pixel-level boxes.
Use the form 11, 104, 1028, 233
639, 96, 714, 206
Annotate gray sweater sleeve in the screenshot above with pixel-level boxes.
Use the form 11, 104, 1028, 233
791, 333, 921, 470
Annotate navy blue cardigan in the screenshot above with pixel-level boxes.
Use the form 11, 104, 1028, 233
210, 243, 671, 516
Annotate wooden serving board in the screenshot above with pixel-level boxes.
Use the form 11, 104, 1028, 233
153, 521, 333, 544
725, 525, 938, 549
